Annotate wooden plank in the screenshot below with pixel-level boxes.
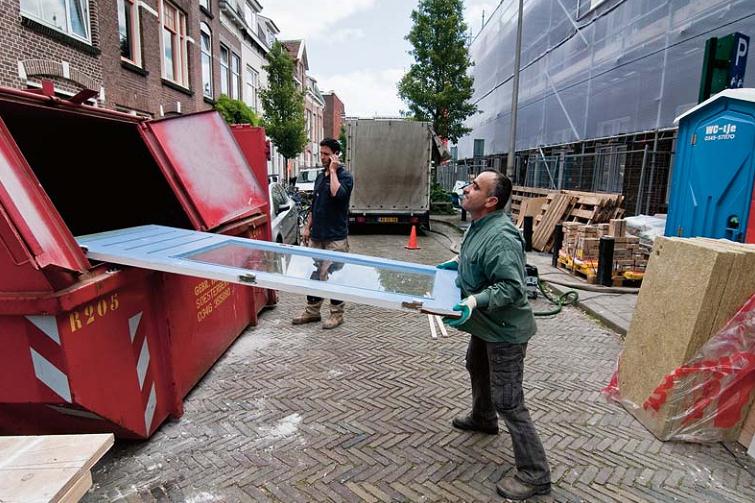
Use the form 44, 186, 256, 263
532, 194, 574, 251
0, 434, 114, 503
568, 208, 596, 220
59, 471, 93, 503
516, 196, 547, 227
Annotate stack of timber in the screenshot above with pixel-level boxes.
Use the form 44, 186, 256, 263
511, 186, 552, 218
561, 190, 625, 224
515, 196, 548, 227
532, 193, 576, 252
0, 434, 113, 502
618, 237, 755, 441
513, 185, 625, 252
558, 219, 648, 284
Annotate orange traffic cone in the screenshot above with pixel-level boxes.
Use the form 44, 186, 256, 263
405, 225, 420, 250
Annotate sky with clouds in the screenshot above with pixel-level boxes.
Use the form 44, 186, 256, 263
262, 0, 500, 118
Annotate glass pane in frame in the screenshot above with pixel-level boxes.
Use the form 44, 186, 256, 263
76, 225, 460, 317
183, 241, 437, 298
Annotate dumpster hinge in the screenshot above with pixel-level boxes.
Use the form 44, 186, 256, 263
239, 273, 256, 284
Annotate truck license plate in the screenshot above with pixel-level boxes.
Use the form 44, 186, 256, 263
378, 217, 399, 223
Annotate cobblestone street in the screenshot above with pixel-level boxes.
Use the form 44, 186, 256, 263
85, 230, 755, 502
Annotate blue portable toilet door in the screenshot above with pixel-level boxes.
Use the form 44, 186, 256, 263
674, 108, 755, 241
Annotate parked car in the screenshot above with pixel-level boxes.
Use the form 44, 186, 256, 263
295, 167, 321, 193
269, 182, 300, 244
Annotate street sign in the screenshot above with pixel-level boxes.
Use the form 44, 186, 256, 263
698, 32, 750, 103
730, 33, 749, 89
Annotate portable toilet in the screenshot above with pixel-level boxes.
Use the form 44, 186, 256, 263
666, 88, 755, 243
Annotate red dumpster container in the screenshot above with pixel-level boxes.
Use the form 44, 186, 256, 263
230, 124, 277, 311
0, 87, 274, 438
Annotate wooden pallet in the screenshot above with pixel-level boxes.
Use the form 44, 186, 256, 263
511, 186, 554, 220
561, 191, 624, 224
0, 434, 114, 503
557, 256, 598, 283
532, 193, 576, 252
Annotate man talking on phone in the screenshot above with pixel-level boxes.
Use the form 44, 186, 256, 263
292, 138, 354, 329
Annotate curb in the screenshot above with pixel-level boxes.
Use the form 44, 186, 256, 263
538, 280, 628, 336
430, 217, 628, 335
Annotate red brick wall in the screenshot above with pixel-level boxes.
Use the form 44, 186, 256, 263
101, 0, 232, 117
0, 1, 244, 117
0, 0, 102, 95
323, 93, 344, 139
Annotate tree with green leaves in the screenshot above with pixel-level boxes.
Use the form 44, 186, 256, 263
338, 124, 347, 157
214, 95, 261, 126
260, 41, 308, 165
398, 0, 477, 144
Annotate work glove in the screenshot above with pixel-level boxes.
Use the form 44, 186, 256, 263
436, 257, 459, 270
443, 296, 477, 327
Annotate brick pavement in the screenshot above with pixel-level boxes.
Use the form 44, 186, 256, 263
84, 230, 755, 502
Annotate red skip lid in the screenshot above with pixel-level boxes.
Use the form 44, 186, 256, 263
0, 116, 88, 272
139, 111, 268, 231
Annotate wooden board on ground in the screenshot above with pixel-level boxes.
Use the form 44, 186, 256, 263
618, 237, 755, 440
0, 433, 114, 503
515, 196, 548, 228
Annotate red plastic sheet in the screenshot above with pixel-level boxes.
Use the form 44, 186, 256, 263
604, 293, 755, 442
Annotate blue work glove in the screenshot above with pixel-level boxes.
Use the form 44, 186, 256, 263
443, 296, 477, 327
436, 257, 459, 270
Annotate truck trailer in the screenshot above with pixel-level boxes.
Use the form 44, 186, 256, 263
345, 119, 444, 228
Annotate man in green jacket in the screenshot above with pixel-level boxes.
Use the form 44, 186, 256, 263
439, 170, 550, 500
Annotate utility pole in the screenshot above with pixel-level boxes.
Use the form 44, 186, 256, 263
506, 0, 524, 180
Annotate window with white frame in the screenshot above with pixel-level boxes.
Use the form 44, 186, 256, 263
220, 45, 230, 96
161, 1, 189, 87
20, 0, 91, 42
243, 2, 257, 29
245, 66, 259, 111
117, 0, 141, 65
231, 53, 241, 100
199, 0, 210, 12
200, 23, 213, 98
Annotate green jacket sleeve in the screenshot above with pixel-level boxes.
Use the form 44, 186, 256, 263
472, 240, 527, 310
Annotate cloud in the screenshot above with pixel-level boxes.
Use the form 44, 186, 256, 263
262, 0, 376, 40
464, 1, 499, 34
314, 68, 406, 117
323, 28, 366, 45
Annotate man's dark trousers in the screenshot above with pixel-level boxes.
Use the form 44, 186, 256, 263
466, 336, 551, 486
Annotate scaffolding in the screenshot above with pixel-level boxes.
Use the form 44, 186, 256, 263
456, 0, 755, 158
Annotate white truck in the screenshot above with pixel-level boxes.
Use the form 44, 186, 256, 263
345, 118, 443, 228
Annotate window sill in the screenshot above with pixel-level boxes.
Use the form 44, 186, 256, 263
203, 96, 216, 105
200, 6, 214, 19
121, 60, 148, 77
21, 16, 99, 56
161, 79, 193, 96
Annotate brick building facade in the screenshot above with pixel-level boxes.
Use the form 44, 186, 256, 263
0, 0, 324, 180
322, 92, 344, 140
0, 1, 266, 117
0, 0, 103, 96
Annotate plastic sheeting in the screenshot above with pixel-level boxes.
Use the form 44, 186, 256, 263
458, 0, 755, 158
603, 293, 755, 443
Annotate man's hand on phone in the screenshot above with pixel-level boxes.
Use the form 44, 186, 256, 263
329, 154, 339, 172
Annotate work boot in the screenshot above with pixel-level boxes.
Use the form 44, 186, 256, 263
292, 302, 322, 325
452, 414, 499, 435
322, 304, 344, 329
496, 475, 551, 500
